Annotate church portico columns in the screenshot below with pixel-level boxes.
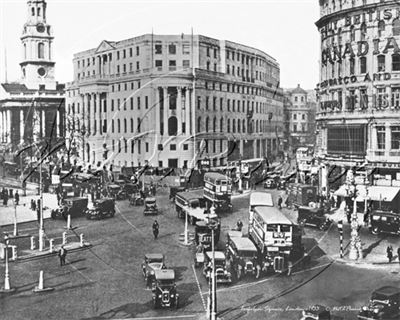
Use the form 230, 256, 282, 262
177, 87, 182, 134
96, 93, 102, 135
7, 110, 11, 143
20, 110, 24, 145
163, 87, 169, 136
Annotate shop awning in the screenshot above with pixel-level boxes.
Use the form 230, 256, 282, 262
334, 185, 400, 202
367, 186, 400, 202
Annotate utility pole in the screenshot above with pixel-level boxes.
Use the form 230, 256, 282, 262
38, 153, 44, 251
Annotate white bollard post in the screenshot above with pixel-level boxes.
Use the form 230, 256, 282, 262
30, 236, 36, 251
49, 239, 54, 253
80, 234, 84, 247
38, 270, 44, 290
67, 215, 71, 230
62, 232, 67, 245
33, 270, 54, 293
11, 246, 17, 261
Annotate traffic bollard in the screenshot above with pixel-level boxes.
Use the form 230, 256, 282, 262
49, 239, 54, 253
30, 236, 36, 251
10, 245, 17, 261
33, 270, 54, 293
67, 215, 71, 230
62, 232, 67, 245
80, 234, 84, 247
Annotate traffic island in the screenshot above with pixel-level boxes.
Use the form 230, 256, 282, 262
178, 232, 195, 246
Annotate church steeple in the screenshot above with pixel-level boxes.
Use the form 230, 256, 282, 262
20, 0, 56, 90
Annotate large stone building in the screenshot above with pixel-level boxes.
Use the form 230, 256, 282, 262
283, 84, 316, 152
316, 0, 400, 190
0, 0, 65, 159
66, 34, 284, 169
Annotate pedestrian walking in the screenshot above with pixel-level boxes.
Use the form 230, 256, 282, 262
14, 191, 19, 206
58, 245, 67, 266
22, 181, 26, 196
3, 192, 8, 207
287, 259, 293, 276
387, 245, 393, 263
398, 247, 400, 264
277, 195, 283, 209
236, 219, 243, 232
152, 220, 159, 239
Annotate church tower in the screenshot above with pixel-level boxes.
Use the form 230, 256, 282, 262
20, 0, 56, 90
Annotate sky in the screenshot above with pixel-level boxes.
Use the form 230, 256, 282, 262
0, 0, 321, 90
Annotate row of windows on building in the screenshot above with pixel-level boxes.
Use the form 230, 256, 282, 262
323, 19, 400, 45
198, 96, 277, 116
322, 53, 400, 79
197, 116, 276, 134
322, 87, 400, 111
292, 114, 307, 120
225, 48, 273, 70
291, 123, 308, 133
203, 81, 281, 100
225, 64, 272, 82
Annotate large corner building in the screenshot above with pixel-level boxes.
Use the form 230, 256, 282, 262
316, 0, 400, 190
66, 34, 284, 170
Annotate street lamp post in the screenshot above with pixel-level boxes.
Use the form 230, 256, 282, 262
0, 234, 15, 292
13, 201, 18, 237
38, 153, 44, 251
345, 169, 363, 260
206, 207, 218, 320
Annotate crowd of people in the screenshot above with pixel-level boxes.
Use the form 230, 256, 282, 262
1, 187, 20, 206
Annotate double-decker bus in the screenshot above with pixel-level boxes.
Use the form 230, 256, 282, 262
248, 206, 294, 273
203, 172, 232, 212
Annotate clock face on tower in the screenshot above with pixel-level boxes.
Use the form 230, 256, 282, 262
36, 24, 45, 33
37, 67, 46, 77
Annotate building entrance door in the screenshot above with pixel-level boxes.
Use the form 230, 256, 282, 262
168, 158, 178, 168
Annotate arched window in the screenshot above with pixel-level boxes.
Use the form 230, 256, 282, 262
37, 8, 41, 16
38, 43, 44, 59
232, 119, 236, 133
205, 117, 209, 132
112, 119, 114, 133
377, 55, 385, 72
242, 119, 246, 133
238, 119, 241, 133
220, 118, 223, 132
256, 120, 259, 133
117, 119, 121, 133
118, 140, 121, 153
197, 117, 201, 132
392, 54, 400, 71
360, 23, 367, 41
168, 116, 178, 136
124, 139, 128, 153
124, 118, 127, 133
227, 119, 230, 133
393, 18, 400, 36
378, 20, 385, 37
213, 117, 216, 132
31, 7, 35, 16
130, 118, 134, 133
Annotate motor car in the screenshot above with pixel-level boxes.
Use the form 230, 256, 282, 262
169, 186, 186, 201
142, 253, 166, 288
358, 286, 400, 320
226, 235, 260, 280
202, 251, 232, 284
129, 191, 144, 206
51, 197, 88, 219
85, 198, 115, 220
143, 197, 158, 215
107, 184, 121, 200
152, 269, 179, 309
297, 206, 332, 231
263, 177, 277, 189
300, 305, 333, 320
370, 210, 400, 235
